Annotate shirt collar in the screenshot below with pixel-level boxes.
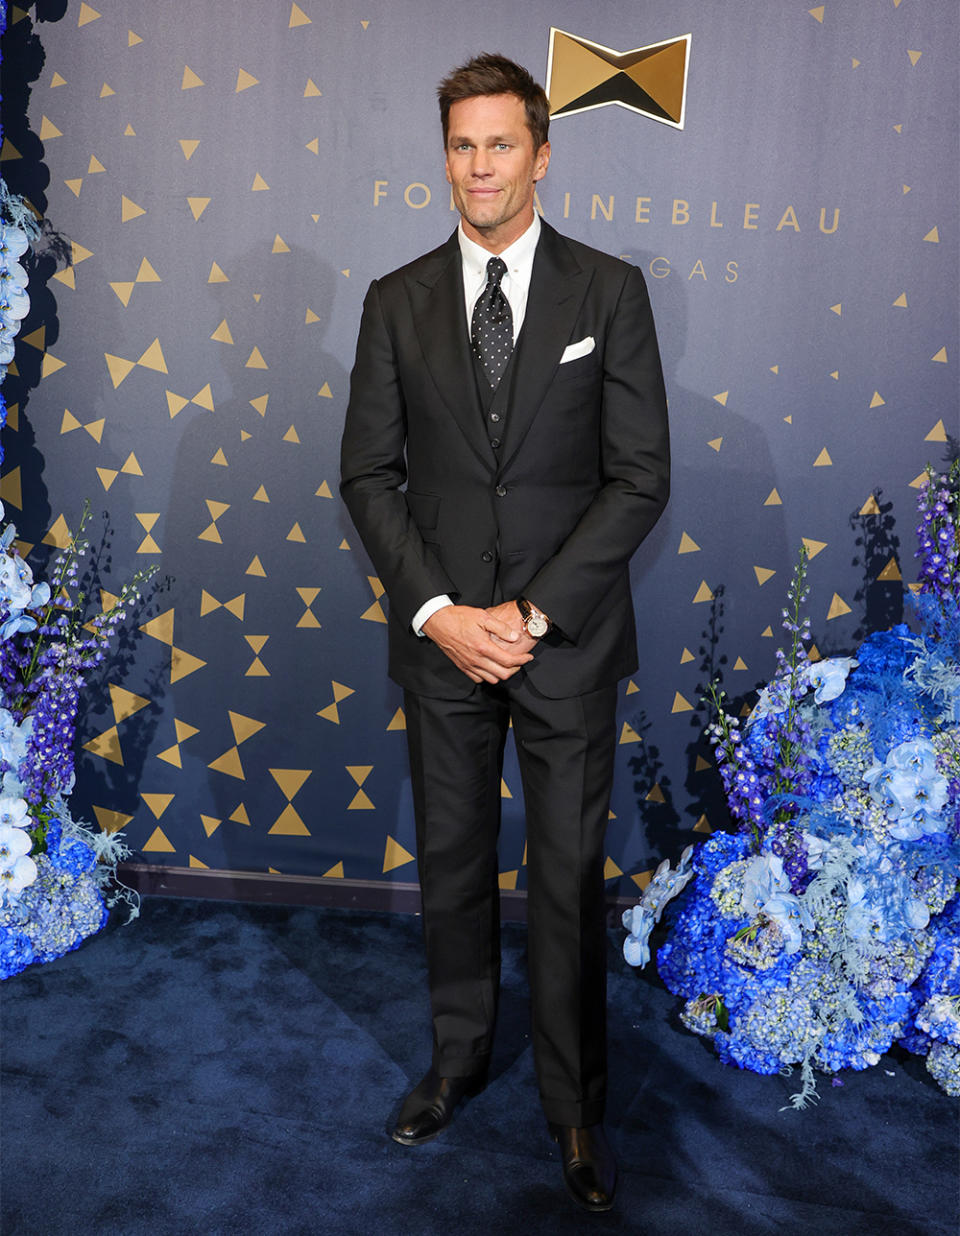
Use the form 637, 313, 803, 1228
457, 213, 541, 282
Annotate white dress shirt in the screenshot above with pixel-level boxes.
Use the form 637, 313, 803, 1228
411, 215, 542, 637
458, 212, 541, 344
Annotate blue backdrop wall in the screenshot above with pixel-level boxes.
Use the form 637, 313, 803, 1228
1, 0, 957, 900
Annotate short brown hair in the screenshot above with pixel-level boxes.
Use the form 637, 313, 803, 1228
437, 53, 550, 151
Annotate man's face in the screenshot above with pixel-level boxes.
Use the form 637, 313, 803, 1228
444, 93, 550, 253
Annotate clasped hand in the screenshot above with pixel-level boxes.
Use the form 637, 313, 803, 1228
422, 601, 537, 684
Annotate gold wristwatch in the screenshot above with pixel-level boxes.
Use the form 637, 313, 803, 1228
517, 597, 551, 638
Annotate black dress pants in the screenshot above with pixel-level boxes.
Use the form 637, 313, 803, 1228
403, 674, 617, 1128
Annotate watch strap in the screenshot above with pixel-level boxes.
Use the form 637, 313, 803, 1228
517, 597, 551, 636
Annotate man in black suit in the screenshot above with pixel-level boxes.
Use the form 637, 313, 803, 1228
340, 53, 669, 1213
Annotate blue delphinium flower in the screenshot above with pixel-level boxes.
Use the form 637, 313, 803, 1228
0, 481, 154, 977
913, 463, 960, 648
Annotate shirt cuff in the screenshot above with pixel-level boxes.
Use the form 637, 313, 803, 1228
411, 594, 454, 637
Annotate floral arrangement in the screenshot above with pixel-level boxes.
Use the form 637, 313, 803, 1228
0, 499, 153, 979
1, 174, 153, 979
0, 180, 36, 393
624, 462, 960, 1102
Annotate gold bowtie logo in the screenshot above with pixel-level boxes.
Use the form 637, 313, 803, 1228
545, 28, 691, 129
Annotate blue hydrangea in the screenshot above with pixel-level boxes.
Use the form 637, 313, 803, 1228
926, 1042, 960, 1096
0, 854, 107, 976
851, 625, 915, 678
899, 904, 960, 1054
695, 830, 752, 876
647, 483, 960, 1102
0, 922, 35, 978
45, 818, 97, 877
653, 604, 960, 1101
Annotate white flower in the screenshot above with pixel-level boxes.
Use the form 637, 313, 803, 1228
622, 846, 696, 968
805, 657, 858, 704
0, 553, 32, 611
0, 282, 29, 324
0, 852, 37, 901
742, 852, 812, 953
750, 681, 790, 721
0, 255, 28, 294
0, 221, 29, 264
0, 711, 30, 776
801, 832, 830, 871
887, 738, 937, 776
622, 906, 655, 967
742, 852, 790, 915
0, 822, 31, 863
0, 795, 30, 829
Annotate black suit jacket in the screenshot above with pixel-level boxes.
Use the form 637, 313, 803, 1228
340, 219, 670, 699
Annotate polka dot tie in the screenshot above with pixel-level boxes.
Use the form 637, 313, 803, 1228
471, 256, 513, 389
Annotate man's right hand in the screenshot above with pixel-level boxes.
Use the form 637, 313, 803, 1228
421, 605, 535, 684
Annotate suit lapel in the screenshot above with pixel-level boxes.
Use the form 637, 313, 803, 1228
406, 233, 493, 469
405, 222, 593, 472
500, 221, 592, 469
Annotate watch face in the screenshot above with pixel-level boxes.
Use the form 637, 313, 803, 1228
526, 614, 549, 638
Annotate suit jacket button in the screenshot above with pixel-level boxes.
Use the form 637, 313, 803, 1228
490, 437, 501, 448
490, 412, 501, 423
495, 484, 507, 497
481, 551, 493, 563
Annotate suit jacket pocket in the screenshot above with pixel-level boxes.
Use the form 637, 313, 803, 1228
554, 353, 601, 383
405, 490, 440, 531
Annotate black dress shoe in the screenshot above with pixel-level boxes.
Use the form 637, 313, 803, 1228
390, 1067, 485, 1146
549, 1123, 617, 1213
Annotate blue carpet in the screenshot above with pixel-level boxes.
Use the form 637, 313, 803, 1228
1, 898, 956, 1235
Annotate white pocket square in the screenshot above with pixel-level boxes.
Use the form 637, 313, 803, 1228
559, 336, 595, 364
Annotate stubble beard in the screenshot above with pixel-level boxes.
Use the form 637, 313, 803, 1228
455, 189, 519, 240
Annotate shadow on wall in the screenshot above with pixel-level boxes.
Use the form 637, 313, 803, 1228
848, 488, 902, 647
2, 6, 168, 835
845, 435, 960, 651
624, 255, 787, 852
71, 511, 168, 827
148, 238, 397, 877
2, 4, 70, 559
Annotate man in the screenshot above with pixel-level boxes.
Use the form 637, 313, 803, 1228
340, 53, 669, 1213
